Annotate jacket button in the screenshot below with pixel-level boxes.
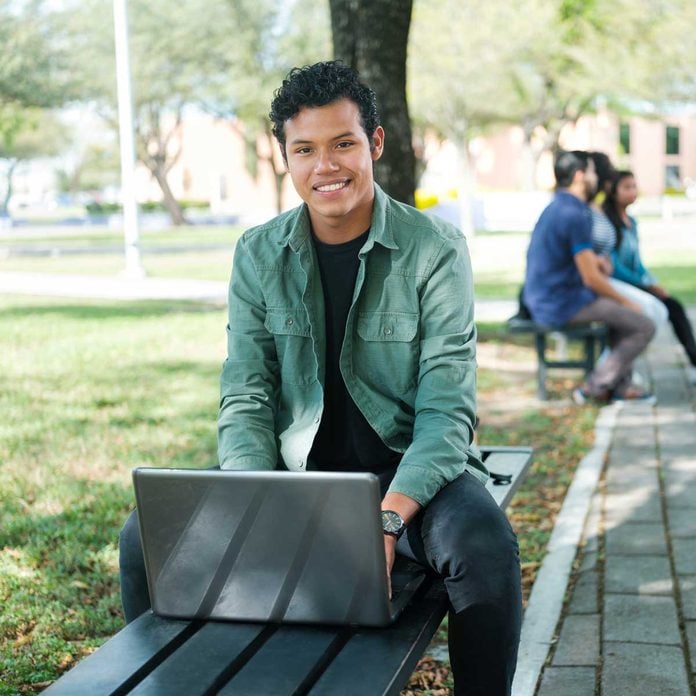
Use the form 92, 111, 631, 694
285, 318, 294, 326
384, 327, 393, 335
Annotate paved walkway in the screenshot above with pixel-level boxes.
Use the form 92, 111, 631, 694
0, 271, 229, 303
534, 319, 696, 695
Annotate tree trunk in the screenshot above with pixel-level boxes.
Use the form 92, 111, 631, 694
273, 166, 285, 215
330, 0, 415, 206
150, 162, 188, 226
264, 120, 287, 214
135, 108, 188, 226
521, 124, 541, 192
1, 160, 18, 216
231, 119, 288, 215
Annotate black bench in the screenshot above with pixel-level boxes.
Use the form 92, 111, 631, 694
44, 446, 533, 696
507, 318, 607, 400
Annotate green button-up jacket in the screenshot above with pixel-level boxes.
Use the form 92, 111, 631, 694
218, 184, 487, 506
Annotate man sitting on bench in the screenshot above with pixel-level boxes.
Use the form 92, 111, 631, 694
523, 150, 655, 404
119, 61, 521, 695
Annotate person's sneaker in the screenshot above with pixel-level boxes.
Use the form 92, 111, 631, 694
572, 387, 589, 405
611, 385, 657, 405
572, 385, 610, 405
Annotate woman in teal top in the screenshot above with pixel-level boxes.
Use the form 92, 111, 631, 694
603, 171, 696, 381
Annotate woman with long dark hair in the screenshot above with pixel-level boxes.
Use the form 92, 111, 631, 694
603, 170, 696, 382
591, 154, 668, 329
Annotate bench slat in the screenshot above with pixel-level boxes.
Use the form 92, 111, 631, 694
218, 626, 345, 695
308, 581, 448, 696
128, 621, 267, 695
42, 613, 196, 695
483, 448, 533, 508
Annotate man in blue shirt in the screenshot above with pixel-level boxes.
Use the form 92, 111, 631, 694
524, 151, 655, 402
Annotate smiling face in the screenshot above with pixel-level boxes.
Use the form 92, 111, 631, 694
283, 98, 384, 243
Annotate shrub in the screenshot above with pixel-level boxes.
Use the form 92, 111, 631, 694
85, 202, 121, 215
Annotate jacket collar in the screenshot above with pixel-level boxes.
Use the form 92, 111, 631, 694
282, 183, 399, 252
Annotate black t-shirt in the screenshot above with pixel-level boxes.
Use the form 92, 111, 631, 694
309, 231, 401, 479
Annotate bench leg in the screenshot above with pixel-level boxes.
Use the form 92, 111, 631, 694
584, 335, 596, 375
535, 333, 548, 400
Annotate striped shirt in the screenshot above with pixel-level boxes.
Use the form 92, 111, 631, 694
591, 209, 617, 256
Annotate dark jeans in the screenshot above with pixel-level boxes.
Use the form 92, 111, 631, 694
661, 295, 696, 366
119, 471, 521, 696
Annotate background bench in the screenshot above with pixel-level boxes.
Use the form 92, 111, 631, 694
45, 446, 533, 696
507, 318, 607, 400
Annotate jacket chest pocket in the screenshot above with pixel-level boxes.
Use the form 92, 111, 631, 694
265, 308, 315, 386
356, 312, 419, 392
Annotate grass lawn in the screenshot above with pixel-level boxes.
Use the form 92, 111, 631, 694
0, 296, 226, 694
647, 261, 696, 304
0, 291, 598, 694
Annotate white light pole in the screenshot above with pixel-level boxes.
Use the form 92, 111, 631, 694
113, 0, 144, 278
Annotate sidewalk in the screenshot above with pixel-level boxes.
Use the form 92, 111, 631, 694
0, 271, 229, 303
533, 318, 696, 695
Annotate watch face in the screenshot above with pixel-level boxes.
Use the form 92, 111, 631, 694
382, 510, 403, 533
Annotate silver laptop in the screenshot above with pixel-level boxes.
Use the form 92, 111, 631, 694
132, 468, 424, 627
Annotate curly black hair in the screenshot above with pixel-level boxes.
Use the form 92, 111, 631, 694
269, 60, 380, 158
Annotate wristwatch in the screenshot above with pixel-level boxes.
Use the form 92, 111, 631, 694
381, 510, 405, 539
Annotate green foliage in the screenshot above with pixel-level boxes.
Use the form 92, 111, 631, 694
85, 201, 122, 215
59, 0, 331, 216
84, 200, 210, 215
0, 0, 79, 110
0, 107, 71, 214
409, 0, 696, 186
0, 108, 69, 161
179, 200, 210, 210
56, 142, 121, 195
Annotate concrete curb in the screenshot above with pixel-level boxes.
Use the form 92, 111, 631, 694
512, 402, 621, 696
